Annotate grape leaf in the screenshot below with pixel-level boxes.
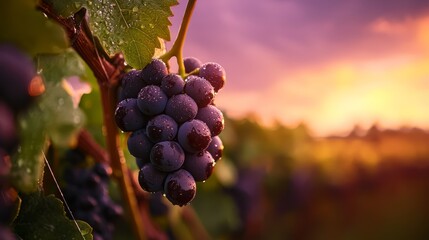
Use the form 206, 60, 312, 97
13, 193, 92, 240
37, 50, 86, 84
47, 0, 178, 68
0, 0, 68, 56
11, 106, 47, 193
12, 50, 86, 193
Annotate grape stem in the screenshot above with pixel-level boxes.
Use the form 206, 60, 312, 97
160, 0, 197, 78
38, 2, 146, 240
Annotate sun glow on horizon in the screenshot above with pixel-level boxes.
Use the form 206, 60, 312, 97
216, 15, 429, 137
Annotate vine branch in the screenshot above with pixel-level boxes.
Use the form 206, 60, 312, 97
38, 2, 145, 240
160, 0, 197, 77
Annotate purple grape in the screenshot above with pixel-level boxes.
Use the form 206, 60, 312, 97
199, 62, 226, 92
183, 151, 215, 182
161, 74, 185, 97
164, 169, 196, 206
92, 163, 112, 182
195, 105, 224, 136
184, 57, 202, 73
150, 141, 185, 172
184, 76, 214, 108
177, 119, 212, 153
146, 114, 178, 143
206, 136, 223, 162
141, 59, 168, 85
0, 45, 36, 111
114, 98, 147, 132
165, 94, 198, 123
127, 129, 153, 160
137, 85, 168, 116
0, 102, 18, 153
138, 163, 167, 192
119, 70, 145, 100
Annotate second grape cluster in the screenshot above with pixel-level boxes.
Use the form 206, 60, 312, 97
115, 58, 225, 206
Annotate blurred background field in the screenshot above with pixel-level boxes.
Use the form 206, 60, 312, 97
186, 115, 429, 240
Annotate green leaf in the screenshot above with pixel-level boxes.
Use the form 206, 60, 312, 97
41, 84, 86, 147
11, 108, 47, 193
37, 50, 86, 83
48, 0, 178, 68
13, 193, 93, 240
11, 50, 87, 193
37, 50, 87, 146
0, 0, 68, 56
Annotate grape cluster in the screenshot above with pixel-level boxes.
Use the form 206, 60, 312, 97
0, 45, 37, 240
62, 149, 123, 240
115, 58, 225, 206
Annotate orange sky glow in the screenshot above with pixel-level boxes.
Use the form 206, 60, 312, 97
170, 2, 429, 136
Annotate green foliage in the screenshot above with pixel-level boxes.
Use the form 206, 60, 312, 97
11, 50, 87, 193
13, 193, 92, 240
192, 184, 241, 237
47, 0, 178, 68
0, 0, 68, 56
37, 50, 86, 83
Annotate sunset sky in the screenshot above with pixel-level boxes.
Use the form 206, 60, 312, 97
169, 0, 429, 136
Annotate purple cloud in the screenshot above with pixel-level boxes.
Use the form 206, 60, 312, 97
167, 0, 429, 92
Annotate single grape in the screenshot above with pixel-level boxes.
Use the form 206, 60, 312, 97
93, 163, 113, 180
141, 59, 168, 85
161, 74, 185, 97
199, 62, 226, 92
101, 198, 124, 221
0, 45, 36, 111
138, 163, 167, 192
114, 98, 147, 132
183, 151, 215, 182
150, 141, 185, 172
184, 57, 202, 73
165, 94, 198, 124
164, 169, 196, 206
0, 102, 18, 153
195, 105, 224, 136
85, 172, 102, 189
146, 114, 178, 143
127, 129, 153, 160
206, 136, 224, 162
177, 119, 212, 153
184, 76, 214, 108
137, 85, 168, 116
119, 70, 145, 100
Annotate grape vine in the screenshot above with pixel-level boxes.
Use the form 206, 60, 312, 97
0, 0, 225, 239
